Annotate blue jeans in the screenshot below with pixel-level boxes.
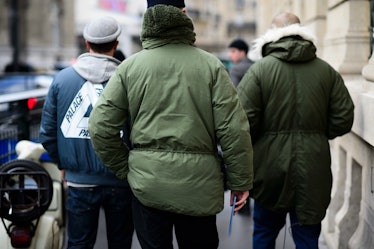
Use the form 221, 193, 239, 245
253, 202, 321, 249
66, 186, 134, 249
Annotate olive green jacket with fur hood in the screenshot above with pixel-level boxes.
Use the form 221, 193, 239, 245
89, 5, 253, 216
237, 24, 354, 224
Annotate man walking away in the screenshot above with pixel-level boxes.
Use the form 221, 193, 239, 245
89, 1, 254, 249
237, 12, 354, 249
40, 16, 134, 249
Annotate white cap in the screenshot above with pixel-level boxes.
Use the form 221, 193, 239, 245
83, 16, 121, 44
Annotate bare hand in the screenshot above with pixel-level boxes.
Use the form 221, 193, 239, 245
230, 190, 249, 214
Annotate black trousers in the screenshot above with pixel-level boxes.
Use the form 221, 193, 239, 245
132, 197, 219, 249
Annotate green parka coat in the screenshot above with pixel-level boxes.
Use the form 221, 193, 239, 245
89, 5, 253, 216
237, 24, 354, 224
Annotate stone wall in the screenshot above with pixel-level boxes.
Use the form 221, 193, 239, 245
323, 74, 374, 249
322, 1, 373, 247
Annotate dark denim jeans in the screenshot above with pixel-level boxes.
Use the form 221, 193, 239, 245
66, 186, 134, 249
253, 202, 321, 249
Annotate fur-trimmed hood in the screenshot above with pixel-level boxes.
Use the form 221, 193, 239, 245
249, 24, 317, 61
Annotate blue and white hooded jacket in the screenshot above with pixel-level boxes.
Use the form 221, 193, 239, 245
40, 53, 128, 186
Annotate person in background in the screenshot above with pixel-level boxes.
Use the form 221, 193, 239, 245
227, 38, 253, 216
88, 1, 253, 249
228, 38, 253, 87
237, 12, 354, 249
39, 16, 134, 249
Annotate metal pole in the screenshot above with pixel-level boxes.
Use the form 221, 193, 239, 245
8, 0, 20, 71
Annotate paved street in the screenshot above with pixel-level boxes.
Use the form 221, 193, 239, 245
83, 191, 328, 249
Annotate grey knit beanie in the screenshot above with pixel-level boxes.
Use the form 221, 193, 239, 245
83, 16, 121, 44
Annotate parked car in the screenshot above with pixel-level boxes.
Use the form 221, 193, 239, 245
0, 73, 54, 164
0, 73, 54, 127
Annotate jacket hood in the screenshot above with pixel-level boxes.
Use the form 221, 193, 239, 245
73, 53, 121, 84
249, 24, 317, 62
141, 4, 196, 49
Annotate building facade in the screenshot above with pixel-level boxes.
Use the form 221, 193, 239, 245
187, 0, 257, 52
0, 0, 258, 72
254, 0, 373, 248
0, 0, 76, 72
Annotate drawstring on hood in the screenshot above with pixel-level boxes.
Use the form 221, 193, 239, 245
249, 24, 317, 61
